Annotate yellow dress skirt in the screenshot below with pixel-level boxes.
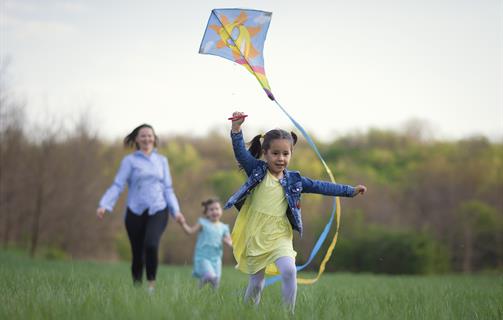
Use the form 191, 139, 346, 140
231, 170, 297, 275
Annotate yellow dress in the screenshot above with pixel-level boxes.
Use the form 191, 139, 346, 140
231, 170, 296, 275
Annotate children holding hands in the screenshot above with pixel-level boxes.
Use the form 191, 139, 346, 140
180, 111, 366, 312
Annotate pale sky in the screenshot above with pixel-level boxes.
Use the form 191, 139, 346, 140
1, 0, 502, 141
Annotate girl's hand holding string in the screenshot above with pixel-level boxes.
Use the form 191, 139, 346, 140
230, 111, 246, 133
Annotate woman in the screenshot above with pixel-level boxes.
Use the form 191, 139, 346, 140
96, 124, 185, 293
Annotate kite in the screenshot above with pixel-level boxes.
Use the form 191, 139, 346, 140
199, 8, 343, 286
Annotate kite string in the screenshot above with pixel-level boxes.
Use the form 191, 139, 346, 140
212, 11, 342, 286
203, 9, 342, 286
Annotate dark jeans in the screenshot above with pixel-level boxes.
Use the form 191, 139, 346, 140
125, 207, 168, 283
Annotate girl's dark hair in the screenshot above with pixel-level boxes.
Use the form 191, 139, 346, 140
201, 197, 221, 214
247, 129, 298, 159
124, 124, 159, 149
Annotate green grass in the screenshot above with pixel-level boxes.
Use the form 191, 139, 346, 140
1, 250, 502, 320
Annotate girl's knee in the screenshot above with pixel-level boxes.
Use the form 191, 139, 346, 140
250, 281, 264, 291
202, 272, 216, 281
281, 265, 297, 281
248, 278, 265, 291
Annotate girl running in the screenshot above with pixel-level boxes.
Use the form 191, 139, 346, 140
225, 112, 366, 311
181, 198, 232, 289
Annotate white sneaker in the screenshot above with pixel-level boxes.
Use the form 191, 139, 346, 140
147, 286, 155, 295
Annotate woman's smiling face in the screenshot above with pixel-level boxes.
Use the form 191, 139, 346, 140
135, 127, 155, 152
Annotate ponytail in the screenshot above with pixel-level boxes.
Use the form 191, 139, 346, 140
291, 131, 298, 146
247, 134, 263, 159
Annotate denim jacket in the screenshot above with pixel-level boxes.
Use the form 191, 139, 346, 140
224, 130, 356, 236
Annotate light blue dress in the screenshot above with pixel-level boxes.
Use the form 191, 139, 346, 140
192, 217, 230, 279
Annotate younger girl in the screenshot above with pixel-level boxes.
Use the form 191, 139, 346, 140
225, 112, 366, 311
181, 198, 232, 289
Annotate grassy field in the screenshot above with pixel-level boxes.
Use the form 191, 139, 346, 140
1, 251, 501, 320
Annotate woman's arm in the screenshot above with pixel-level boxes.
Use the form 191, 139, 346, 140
162, 157, 181, 217
97, 156, 132, 218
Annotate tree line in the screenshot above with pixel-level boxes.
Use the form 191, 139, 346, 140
1, 85, 502, 274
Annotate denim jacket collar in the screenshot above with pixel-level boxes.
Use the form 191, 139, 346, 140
225, 161, 304, 235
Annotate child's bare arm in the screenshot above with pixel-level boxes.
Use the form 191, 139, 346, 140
223, 235, 233, 248
181, 222, 202, 235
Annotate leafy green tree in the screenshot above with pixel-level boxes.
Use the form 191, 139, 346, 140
457, 200, 501, 273
208, 170, 245, 202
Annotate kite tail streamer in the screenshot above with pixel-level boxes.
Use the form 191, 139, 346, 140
264, 99, 342, 286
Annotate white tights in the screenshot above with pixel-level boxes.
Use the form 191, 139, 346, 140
200, 272, 219, 289
244, 256, 297, 310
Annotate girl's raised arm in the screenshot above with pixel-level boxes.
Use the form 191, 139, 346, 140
230, 111, 261, 175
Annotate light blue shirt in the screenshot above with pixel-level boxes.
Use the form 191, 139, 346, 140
192, 217, 230, 278
99, 150, 180, 216
194, 217, 230, 259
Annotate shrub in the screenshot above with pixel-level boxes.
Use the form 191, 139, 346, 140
39, 246, 70, 261
332, 227, 450, 274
